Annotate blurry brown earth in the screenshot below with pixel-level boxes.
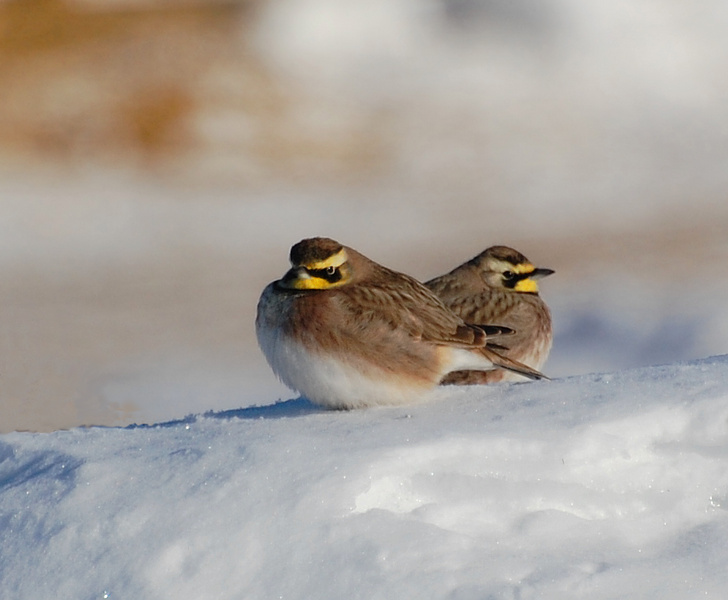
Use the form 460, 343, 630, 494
0, 0, 385, 181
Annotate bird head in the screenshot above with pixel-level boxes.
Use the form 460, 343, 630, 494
472, 246, 554, 293
278, 237, 353, 290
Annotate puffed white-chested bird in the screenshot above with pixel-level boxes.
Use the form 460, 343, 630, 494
256, 237, 547, 408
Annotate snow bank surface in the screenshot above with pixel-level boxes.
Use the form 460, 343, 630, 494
2, 355, 728, 599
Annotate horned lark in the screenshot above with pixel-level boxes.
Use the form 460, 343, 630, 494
425, 245, 553, 384
256, 237, 547, 409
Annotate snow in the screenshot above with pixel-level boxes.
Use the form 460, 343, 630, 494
3, 355, 728, 599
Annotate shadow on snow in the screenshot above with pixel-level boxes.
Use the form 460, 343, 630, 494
124, 396, 320, 429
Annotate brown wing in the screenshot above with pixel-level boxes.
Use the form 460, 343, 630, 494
336, 268, 490, 348
443, 288, 518, 325
331, 270, 548, 381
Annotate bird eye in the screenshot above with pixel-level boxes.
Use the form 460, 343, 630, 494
503, 270, 515, 280
326, 266, 336, 275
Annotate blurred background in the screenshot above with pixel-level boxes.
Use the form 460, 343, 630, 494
1, 0, 727, 432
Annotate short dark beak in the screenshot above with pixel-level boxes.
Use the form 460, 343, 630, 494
280, 266, 308, 288
531, 268, 555, 279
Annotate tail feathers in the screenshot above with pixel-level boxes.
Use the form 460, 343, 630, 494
473, 324, 515, 337
479, 347, 549, 381
471, 324, 515, 352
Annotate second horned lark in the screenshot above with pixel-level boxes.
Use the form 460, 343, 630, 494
256, 237, 547, 409
426, 245, 554, 385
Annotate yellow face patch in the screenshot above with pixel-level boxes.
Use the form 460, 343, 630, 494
280, 251, 351, 290
511, 262, 536, 275
287, 273, 332, 290
514, 278, 539, 293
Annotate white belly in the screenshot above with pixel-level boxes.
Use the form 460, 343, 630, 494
256, 327, 435, 409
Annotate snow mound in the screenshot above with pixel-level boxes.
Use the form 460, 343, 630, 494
2, 356, 728, 599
